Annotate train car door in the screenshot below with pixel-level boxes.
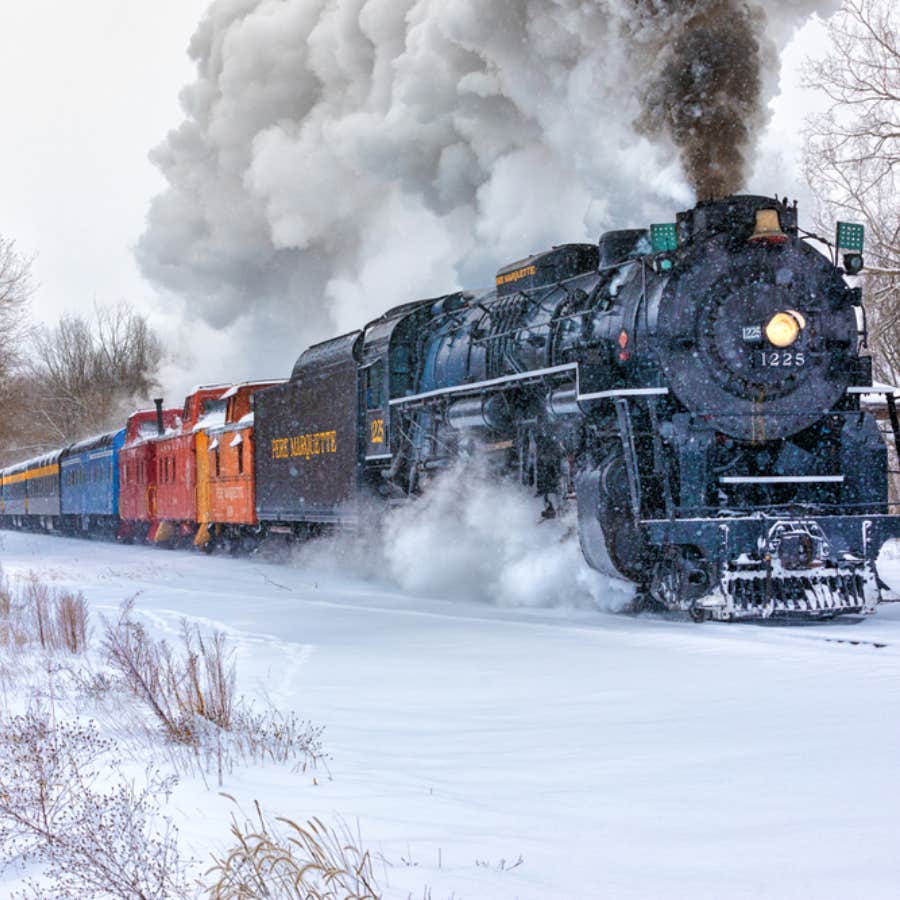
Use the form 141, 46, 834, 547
195, 431, 211, 525
364, 360, 391, 461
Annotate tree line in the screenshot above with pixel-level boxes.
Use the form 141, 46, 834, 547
0, 238, 163, 466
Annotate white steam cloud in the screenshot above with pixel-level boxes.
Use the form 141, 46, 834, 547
139, 0, 836, 373
294, 458, 634, 611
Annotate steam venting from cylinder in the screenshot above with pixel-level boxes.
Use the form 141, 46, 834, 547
138, 0, 836, 374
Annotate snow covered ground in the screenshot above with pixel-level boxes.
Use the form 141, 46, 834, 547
1, 528, 900, 899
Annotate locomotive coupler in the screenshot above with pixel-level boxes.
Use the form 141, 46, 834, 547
761, 520, 830, 571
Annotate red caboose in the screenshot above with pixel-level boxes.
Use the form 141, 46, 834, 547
118, 402, 180, 541
195, 380, 283, 549
152, 385, 231, 543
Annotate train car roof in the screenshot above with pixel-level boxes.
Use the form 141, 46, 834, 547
291, 330, 362, 382
3, 448, 64, 475
64, 428, 125, 456
218, 380, 286, 400
185, 383, 231, 396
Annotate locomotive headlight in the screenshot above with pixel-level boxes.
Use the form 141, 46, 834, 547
765, 311, 805, 348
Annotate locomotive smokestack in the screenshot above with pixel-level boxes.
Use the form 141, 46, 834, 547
154, 398, 164, 436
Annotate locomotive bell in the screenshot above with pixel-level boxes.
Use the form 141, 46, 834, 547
748, 209, 789, 244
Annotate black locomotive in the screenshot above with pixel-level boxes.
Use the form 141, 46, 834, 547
256, 194, 900, 620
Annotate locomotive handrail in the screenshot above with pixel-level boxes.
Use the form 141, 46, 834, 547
848, 385, 900, 394
663, 499, 900, 517
577, 387, 669, 402
719, 475, 845, 485
389, 363, 578, 405
390, 363, 670, 407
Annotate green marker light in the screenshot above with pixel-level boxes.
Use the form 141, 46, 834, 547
836, 221, 865, 252
651, 223, 678, 253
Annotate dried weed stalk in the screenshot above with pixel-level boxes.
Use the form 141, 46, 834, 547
102, 599, 180, 740
103, 602, 324, 776
207, 800, 380, 900
54, 590, 89, 653
172, 623, 235, 732
0, 571, 89, 653
103, 600, 237, 744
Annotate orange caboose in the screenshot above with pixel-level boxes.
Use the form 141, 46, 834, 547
118, 402, 180, 541
152, 385, 231, 544
195, 380, 283, 550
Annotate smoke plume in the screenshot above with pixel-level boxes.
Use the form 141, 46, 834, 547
139, 0, 837, 370
636, 1, 765, 199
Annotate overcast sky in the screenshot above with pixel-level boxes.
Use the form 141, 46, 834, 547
0, 2, 832, 400
0, 2, 207, 347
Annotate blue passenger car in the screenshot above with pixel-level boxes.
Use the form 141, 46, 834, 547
60, 429, 125, 533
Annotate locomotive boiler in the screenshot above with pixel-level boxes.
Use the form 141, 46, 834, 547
256, 193, 900, 620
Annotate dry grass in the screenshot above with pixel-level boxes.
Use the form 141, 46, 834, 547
172, 623, 235, 732
54, 590, 89, 654
102, 598, 185, 742
103, 602, 325, 778
206, 801, 381, 900
0, 570, 89, 653
0, 564, 11, 619
102, 600, 237, 745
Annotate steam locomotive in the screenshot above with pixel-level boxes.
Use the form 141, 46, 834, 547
3, 194, 900, 621
255, 193, 900, 621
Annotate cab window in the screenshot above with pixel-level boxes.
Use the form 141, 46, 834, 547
366, 361, 385, 410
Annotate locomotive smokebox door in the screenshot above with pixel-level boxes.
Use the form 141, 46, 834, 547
364, 360, 391, 460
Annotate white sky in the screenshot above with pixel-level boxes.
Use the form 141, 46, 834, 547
0, 2, 208, 325
0, 3, 833, 399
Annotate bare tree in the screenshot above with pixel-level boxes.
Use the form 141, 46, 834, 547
0, 236, 34, 394
803, 0, 900, 382
26, 303, 164, 446
0, 238, 37, 463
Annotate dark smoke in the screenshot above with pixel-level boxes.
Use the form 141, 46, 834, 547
637, 1, 766, 199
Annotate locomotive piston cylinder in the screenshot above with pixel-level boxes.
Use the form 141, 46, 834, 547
547, 385, 580, 418
446, 394, 511, 433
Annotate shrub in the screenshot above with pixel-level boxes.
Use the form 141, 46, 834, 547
0, 564, 11, 619
102, 603, 325, 777
172, 623, 235, 732
0, 711, 189, 900
102, 599, 180, 740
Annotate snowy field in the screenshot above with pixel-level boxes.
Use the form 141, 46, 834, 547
1, 528, 900, 899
